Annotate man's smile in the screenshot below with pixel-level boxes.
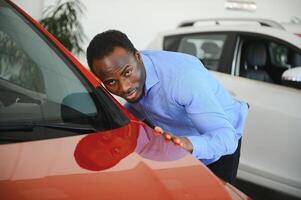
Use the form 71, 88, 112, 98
124, 88, 138, 100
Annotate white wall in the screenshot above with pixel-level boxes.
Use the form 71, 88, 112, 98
11, 0, 43, 20
62, 0, 301, 65
12, 0, 301, 65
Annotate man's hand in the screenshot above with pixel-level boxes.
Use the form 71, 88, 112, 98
154, 126, 193, 153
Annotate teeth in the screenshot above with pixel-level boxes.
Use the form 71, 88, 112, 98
130, 90, 136, 95
127, 89, 136, 96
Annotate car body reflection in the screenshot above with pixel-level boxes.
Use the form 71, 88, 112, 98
74, 120, 188, 171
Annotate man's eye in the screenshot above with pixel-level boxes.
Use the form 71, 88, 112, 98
124, 69, 132, 77
106, 80, 116, 86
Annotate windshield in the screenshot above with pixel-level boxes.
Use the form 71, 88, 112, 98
0, 1, 130, 143
0, 2, 99, 125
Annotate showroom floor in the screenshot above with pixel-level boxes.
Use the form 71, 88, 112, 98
236, 179, 301, 200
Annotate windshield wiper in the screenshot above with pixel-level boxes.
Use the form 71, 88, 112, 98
0, 122, 97, 132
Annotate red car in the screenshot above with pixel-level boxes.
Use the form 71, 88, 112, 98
0, 0, 250, 199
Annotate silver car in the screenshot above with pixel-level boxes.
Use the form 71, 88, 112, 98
148, 18, 301, 198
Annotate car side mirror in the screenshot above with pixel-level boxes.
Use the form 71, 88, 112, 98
281, 67, 301, 89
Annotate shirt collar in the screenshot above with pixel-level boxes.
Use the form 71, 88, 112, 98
141, 53, 159, 95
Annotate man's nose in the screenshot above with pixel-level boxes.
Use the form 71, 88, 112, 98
120, 78, 131, 93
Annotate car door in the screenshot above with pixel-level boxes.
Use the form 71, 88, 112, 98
212, 32, 301, 196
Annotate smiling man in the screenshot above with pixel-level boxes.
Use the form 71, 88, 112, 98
90, 46, 145, 103
86, 30, 249, 184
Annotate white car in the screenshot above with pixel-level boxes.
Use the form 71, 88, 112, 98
148, 18, 301, 198
281, 17, 301, 37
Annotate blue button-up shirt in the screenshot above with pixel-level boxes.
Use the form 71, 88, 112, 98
125, 50, 249, 165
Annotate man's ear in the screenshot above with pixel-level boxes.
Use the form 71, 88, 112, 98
135, 51, 142, 62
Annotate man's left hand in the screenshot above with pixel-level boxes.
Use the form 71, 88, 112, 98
154, 126, 193, 153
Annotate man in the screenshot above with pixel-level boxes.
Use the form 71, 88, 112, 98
86, 30, 249, 184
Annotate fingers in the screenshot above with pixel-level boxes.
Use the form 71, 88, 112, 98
154, 126, 181, 146
154, 126, 171, 140
171, 136, 181, 145
153, 127, 192, 152
162, 132, 172, 140
154, 126, 163, 133
154, 126, 163, 136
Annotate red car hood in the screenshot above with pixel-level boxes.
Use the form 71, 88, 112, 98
0, 120, 247, 199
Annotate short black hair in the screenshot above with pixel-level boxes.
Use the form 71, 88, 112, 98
86, 30, 137, 71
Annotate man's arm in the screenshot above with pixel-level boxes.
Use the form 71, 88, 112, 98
172, 65, 238, 160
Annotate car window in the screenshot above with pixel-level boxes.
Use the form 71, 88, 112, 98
164, 34, 228, 72
237, 35, 301, 86
269, 42, 292, 68
0, 2, 129, 143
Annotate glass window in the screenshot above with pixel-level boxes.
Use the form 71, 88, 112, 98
0, 2, 129, 143
268, 42, 301, 69
0, 5, 97, 123
238, 35, 301, 86
177, 34, 227, 71
269, 42, 290, 68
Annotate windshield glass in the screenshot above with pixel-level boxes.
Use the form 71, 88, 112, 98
0, 3, 97, 124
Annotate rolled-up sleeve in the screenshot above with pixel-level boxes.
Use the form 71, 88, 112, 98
173, 68, 238, 161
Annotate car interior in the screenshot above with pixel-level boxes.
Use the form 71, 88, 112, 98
180, 41, 197, 56
288, 51, 301, 67
239, 37, 301, 86
178, 39, 222, 71
239, 41, 273, 83
200, 41, 221, 71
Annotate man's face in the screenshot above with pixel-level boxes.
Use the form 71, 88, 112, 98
92, 47, 146, 103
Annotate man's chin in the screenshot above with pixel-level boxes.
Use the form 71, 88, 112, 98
126, 97, 140, 103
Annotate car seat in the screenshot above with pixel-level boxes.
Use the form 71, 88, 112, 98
201, 42, 220, 58
180, 41, 197, 56
288, 51, 301, 67
200, 42, 220, 70
241, 42, 273, 82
